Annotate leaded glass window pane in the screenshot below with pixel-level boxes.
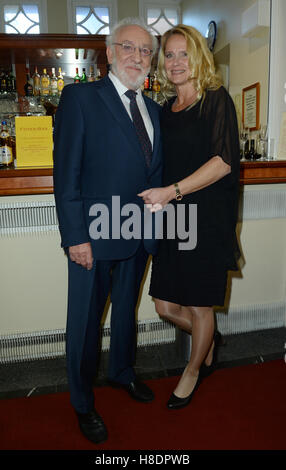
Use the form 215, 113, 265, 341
164, 8, 178, 25
75, 5, 110, 35
4, 4, 40, 34
94, 7, 109, 22
147, 7, 178, 35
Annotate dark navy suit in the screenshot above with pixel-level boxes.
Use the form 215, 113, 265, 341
53, 76, 162, 413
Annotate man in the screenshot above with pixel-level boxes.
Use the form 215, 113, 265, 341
53, 18, 162, 444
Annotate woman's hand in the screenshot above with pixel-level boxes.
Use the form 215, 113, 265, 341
138, 186, 174, 212
139, 157, 230, 212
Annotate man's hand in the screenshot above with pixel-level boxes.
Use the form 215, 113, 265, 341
69, 242, 93, 270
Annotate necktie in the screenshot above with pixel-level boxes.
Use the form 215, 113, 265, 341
125, 89, 152, 167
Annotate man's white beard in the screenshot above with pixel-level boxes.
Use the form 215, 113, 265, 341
111, 57, 150, 90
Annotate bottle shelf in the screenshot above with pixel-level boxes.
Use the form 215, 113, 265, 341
0, 33, 109, 97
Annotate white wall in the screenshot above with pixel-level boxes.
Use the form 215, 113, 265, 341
268, 0, 286, 159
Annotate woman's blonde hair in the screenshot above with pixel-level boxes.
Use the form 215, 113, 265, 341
157, 24, 222, 101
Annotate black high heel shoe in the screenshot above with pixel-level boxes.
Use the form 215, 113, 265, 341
199, 330, 222, 379
167, 374, 201, 410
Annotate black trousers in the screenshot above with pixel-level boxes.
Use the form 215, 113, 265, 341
66, 242, 149, 413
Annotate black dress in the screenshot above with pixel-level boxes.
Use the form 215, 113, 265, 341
149, 86, 241, 307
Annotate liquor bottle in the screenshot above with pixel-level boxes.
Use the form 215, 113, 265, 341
243, 128, 250, 159
144, 75, 149, 92
32, 66, 41, 96
148, 73, 153, 93
246, 139, 256, 160
6, 69, 13, 93
0, 121, 13, 168
87, 65, 95, 82
5, 68, 16, 93
28, 68, 33, 88
50, 67, 58, 96
40, 68, 50, 96
80, 68, 87, 82
24, 70, 33, 96
74, 67, 80, 83
9, 67, 17, 92
1, 70, 7, 94
152, 72, 160, 92
57, 67, 65, 95
95, 69, 101, 81
152, 71, 160, 102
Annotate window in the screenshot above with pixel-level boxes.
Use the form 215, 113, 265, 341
0, 0, 47, 33
139, 0, 181, 35
67, 0, 118, 35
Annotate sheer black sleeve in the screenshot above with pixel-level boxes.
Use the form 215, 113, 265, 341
204, 87, 240, 173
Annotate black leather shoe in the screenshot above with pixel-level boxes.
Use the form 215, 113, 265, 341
110, 377, 154, 403
167, 375, 201, 410
76, 409, 108, 444
200, 330, 223, 379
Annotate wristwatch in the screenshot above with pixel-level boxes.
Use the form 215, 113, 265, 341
174, 182, 183, 201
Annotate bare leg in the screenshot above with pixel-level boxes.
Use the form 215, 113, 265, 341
154, 298, 193, 333
204, 337, 215, 366
173, 306, 214, 398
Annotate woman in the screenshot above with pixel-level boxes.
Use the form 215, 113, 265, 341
139, 25, 241, 409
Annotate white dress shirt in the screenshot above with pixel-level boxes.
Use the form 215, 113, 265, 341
108, 71, 154, 148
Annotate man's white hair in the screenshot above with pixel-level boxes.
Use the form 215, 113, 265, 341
106, 17, 158, 57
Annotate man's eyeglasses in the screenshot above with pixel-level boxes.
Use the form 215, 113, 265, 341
112, 42, 153, 57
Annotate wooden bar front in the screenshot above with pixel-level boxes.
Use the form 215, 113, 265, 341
1, 161, 286, 196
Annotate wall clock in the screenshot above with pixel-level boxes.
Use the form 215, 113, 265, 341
206, 21, 217, 51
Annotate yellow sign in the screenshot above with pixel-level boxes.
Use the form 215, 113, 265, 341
15, 116, 53, 168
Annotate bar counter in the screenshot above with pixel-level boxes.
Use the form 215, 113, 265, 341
0, 160, 286, 195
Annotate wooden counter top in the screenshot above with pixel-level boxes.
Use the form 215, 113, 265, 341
0, 161, 286, 196
240, 160, 286, 185
0, 168, 53, 195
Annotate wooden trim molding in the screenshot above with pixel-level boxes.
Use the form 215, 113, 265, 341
240, 160, 286, 185
0, 161, 286, 196
0, 168, 53, 195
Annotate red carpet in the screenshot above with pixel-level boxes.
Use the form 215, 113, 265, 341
0, 359, 285, 450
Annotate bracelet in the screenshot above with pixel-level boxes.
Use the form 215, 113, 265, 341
174, 182, 183, 201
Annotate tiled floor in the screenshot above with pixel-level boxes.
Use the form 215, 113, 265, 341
0, 327, 285, 400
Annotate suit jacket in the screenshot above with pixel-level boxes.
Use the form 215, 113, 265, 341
53, 75, 163, 260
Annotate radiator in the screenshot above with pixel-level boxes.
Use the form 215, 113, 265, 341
1, 186, 286, 236
216, 300, 286, 334
0, 319, 176, 364
1, 301, 285, 364
0, 201, 58, 235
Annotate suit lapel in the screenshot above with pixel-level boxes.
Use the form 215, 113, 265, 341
98, 76, 160, 173
97, 76, 147, 169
